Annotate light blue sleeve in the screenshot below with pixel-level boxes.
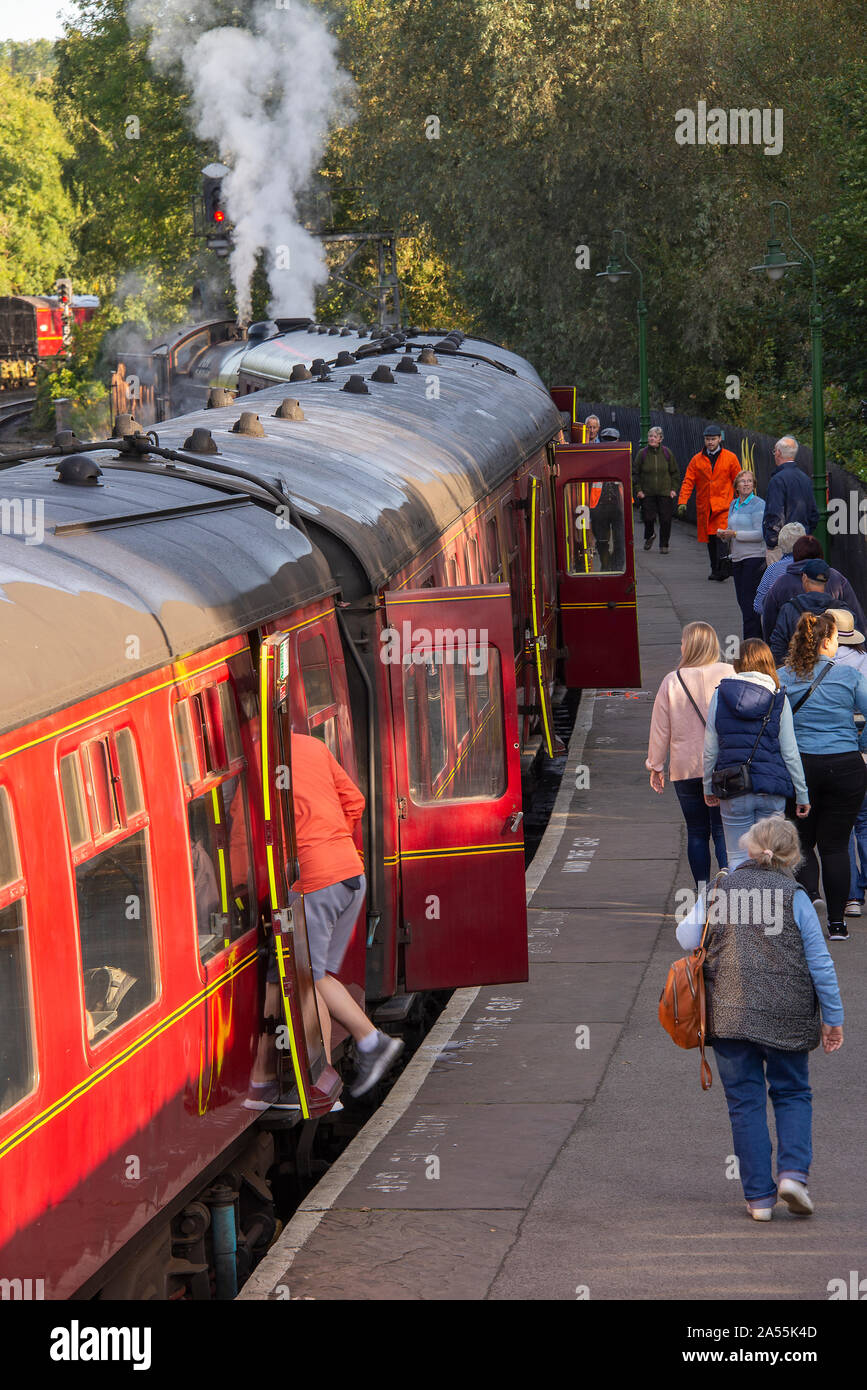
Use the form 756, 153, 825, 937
793, 891, 844, 1024
703, 690, 719, 794
778, 698, 808, 803
676, 893, 706, 951
733, 497, 765, 541
852, 672, 867, 751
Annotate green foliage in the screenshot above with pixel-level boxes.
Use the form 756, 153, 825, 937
54, 0, 222, 323
0, 39, 57, 89
0, 68, 75, 294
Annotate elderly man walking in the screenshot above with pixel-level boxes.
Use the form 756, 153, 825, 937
763, 436, 819, 561
633, 426, 680, 553
677, 425, 741, 580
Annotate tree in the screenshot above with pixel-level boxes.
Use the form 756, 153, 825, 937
0, 68, 75, 294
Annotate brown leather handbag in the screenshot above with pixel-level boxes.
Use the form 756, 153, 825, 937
658, 871, 727, 1090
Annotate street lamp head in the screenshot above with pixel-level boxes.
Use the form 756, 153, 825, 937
750, 236, 801, 283
597, 256, 631, 283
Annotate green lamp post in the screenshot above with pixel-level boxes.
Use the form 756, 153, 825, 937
750, 201, 827, 551
597, 231, 650, 450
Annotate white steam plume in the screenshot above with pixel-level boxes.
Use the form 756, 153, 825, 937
127, 0, 354, 321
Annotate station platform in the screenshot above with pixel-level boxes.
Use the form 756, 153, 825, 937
240, 521, 866, 1302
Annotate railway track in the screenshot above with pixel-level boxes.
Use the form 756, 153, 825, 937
0, 394, 36, 436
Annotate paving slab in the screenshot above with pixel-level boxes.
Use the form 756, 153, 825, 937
474, 962, 646, 1019
420, 1021, 624, 1104
331, 1102, 582, 1210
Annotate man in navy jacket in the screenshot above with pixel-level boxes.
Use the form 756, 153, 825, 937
762, 436, 819, 552
762, 548, 867, 643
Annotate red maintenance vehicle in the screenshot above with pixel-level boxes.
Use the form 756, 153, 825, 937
0, 331, 639, 1299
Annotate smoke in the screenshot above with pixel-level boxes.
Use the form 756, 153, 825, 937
127, 0, 354, 321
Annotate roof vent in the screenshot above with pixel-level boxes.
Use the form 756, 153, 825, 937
371, 365, 395, 383
379, 334, 401, 352
418, 347, 439, 366
54, 429, 78, 450
307, 325, 319, 333
317, 326, 328, 335
207, 387, 235, 408
340, 327, 352, 336
336, 350, 357, 367
328, 326, 340, 335
396, 355, 419, 374
183, 427, 220, 453
231, 412, 266, 437
315, 369, 333, 382
433, 339, 457, 354
274, 398, 305, 421
342, 374, 369, 395
290, 364, 313, 382
310, 358, 326, 374
113, 413, 143, 438
56, 454, 103, 486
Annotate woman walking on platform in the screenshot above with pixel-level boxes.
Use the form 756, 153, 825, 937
718, 471, 765, 639
646, 622, 734, 887
676, 816, 843, 1221
778, 611, 867, 939
703, 639, 809, 868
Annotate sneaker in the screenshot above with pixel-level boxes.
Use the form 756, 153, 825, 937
812, 898, 828, 935
778, 1178, 814, 1216
349, 1031, 405, 1098
845, 899, 862, 916
660, 546, 669, 554
242, 1081, 301, 1111
747, 1205, 774, 1222
828, 923, 850, 940
643, 537, 654, 551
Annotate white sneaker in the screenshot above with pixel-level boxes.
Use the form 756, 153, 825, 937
748, 1206, 773, 1222
845, 899, 862, 916
778, 1178, 814, 1215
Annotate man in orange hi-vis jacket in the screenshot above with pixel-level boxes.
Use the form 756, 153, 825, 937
678, 424, 741, 581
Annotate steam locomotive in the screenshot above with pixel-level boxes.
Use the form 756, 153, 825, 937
0, 294, 100, 388
0, 329, 640, 1299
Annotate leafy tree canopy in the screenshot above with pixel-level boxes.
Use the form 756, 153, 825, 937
0, 68, 75, 294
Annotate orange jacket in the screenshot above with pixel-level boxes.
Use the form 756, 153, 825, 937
290, 733, 365, 894
678, 447, 741, 542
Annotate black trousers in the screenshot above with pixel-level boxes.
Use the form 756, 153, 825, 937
707, 534, 723, 574
732, 557, 765, 639
787, 750, 867, 922
642, 495, 674, 546
590, 503, 625, 572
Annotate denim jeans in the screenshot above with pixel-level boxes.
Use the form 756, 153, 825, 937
719, 792, 786, 868
712, 1038, 812, 1204
848, 789, 867, 901
673, 777, 727, 886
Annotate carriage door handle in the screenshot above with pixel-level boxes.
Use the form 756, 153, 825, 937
504, 811, 524, 834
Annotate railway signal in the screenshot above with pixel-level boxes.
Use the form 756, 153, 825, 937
54, 276, 74, 349
200, 162, 232, 257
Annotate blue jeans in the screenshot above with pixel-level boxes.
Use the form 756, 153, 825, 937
719, 792, 786, 868
712, 1038, 812, 1204
848, 789, 867, 901
673, 778, 727, 886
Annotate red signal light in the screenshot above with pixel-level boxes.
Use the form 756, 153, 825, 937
213, 209, 225, 223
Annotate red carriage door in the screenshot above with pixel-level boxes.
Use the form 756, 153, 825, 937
528, 475, 556, 756
383, 587, 527, 990
259, 633, 340, 1117
554, 443, 641, 688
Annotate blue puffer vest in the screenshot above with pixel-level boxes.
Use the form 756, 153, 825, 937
714, 678, 793, 798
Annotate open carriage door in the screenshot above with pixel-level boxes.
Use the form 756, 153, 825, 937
259, 634, 340, 1117
528, 475, 556, 757
383, 586, 528, 990
554, 443, 641, 688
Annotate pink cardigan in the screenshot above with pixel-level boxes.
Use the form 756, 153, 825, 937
646, 662, 735, 782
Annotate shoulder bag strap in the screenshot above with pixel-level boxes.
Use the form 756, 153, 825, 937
790, 660, 834, 714
697, 869, 727, 1091
743, 703, 774, 768
676, 670, 706, 727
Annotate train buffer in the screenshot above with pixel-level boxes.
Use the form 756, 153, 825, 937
239, 529, 867, 1304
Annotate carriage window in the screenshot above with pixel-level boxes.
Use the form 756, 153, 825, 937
218, 684, 243, 764
174, 701, 197, 785
116, 729, 145, 817
76, 828, 157, 1043
486, 517, 503, 581
60, 754, 90, 849
565, 479, 626, 576
0, 789, 34, 1114
404, 651, 505, 804
186, 776, 254, 964
446, 555, 457, 587
300, 634, 335, 715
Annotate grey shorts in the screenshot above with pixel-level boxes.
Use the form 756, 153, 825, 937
304, 875, 366, 981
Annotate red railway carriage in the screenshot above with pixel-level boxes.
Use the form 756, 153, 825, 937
0, 333, 639, 1299
0, 294, 100, 388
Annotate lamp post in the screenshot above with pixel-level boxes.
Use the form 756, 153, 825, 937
750, 200, 827, 551
597, 231, 650, 450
